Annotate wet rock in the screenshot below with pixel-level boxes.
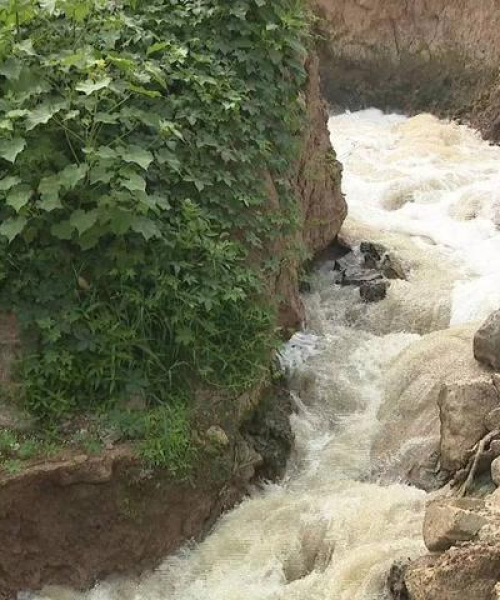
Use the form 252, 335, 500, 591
380, 253, 406, 280
474, 310, 500, 371
332, 240, 405, 298
492, 456, 500, 486
234, 440, 263, 482
423, 499, 487, 552
242, 385, 294, 481
341, 267, 382, 286
406, 450, 449, 492
438, 376, 500, 471
404, 542, 500, 600
360, 241, 385, 268
360, 241, 406, 279
360, 281, 388, 303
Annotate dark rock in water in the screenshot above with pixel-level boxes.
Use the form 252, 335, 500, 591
360, 240, 407, 279
474, 309, 500, 371
331, 240, 404, 295
335, 251, 362, 273
360, 241, 385, 269
342, 267, 383, 286
360, 281, 388, 302
299, 279, 312, 294
242, 384, 294, 481
387, 560, 410, 600
381, 254, 407, 280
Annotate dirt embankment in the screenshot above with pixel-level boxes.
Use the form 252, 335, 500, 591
312, 0, 500, 140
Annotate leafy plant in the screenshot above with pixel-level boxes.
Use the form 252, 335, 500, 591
3, 459, 22, 475
0, 429, 17, 455
0, 0, 309, 472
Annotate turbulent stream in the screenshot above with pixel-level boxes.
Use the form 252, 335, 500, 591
39, 110, 500, 599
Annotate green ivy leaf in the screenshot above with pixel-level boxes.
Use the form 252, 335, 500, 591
50, 220, 73, 240
59, 163, 88, 189
0, 176, 22, 191
75, 77, 111, 95
6, 185, 32, 212
38, 176, 62, 211
131, 216, 161, 240
0, 58, 22, 80
0, 137, 26, 163
70, 209, 99, 236
0, 216, 27, 242
25, 100, 67, 131
120, 145, 154, 170
119, 169, 146, 192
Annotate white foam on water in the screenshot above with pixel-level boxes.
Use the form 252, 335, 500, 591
331, 109, 500, 325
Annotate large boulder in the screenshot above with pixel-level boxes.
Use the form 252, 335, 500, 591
474, 310, 500, 371
405, 542, 500, 600
423, 499, 487, 552
372, 325, 493, 487
438, 376, 500, 471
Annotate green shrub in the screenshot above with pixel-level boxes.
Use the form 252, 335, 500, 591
0, 0, 308, 469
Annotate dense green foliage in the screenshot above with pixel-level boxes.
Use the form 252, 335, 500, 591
0, 0, 308, 468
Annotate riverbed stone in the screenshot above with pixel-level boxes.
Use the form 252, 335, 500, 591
359, 280, 388, 302
438, 376, 500, 471
423, 499, 487, 551
474, 310, 500, 371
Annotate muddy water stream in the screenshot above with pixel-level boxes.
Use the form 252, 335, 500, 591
38, 110, 500, 600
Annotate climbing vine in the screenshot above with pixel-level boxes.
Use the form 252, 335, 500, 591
0, 0, 308, 467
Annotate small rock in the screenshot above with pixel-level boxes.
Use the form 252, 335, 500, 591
360, 241, 385, 268
360, 281, 388, 302
492, 456, 500, 486
424, 499, 487, 552
206, 425, 230, 447
474, 310, 500, 371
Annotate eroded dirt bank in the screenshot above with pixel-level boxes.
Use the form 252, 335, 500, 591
312, 0, 500, 140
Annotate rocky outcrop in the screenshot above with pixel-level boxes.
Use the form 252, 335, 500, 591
474, 310, 500, 371
311, 0, 500, 139
274, 52, 346, 330
405, 542, 500, 600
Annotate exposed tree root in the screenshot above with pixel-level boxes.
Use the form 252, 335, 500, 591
457, 429, 500, 497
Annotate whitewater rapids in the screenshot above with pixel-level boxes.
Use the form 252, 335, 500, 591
36, 110, 500, 600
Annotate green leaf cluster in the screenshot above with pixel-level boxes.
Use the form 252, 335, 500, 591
0, 0, 308, 470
